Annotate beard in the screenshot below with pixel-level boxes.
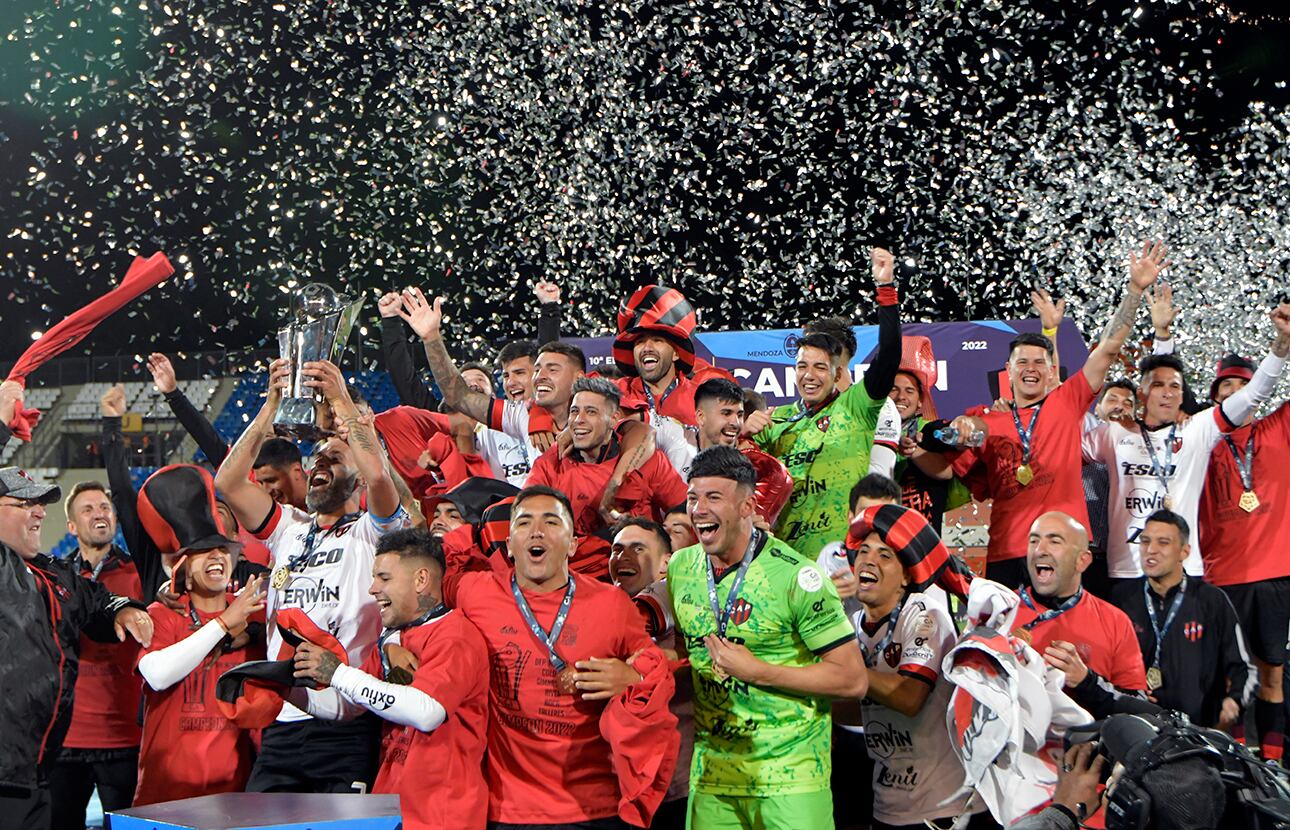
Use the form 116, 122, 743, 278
306, 470, 358, 514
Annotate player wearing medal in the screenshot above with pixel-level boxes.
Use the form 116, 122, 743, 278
440, 485, 679, 828
942, 241, 1171, 589
215, 357, 411, 793
666, 446, 867, 829
1198, 350, 1290, 764
1111, 510, 1253, 729
292, 529, 490, 830
747, 247, 903, 560
1012, 511, 1148, 719
1082, 301, 1290, 587
844, 504, 987, 830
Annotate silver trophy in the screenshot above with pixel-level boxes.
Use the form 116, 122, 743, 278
272, 283, 365, 440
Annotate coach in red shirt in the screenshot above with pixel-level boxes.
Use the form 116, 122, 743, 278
1013, 511, 1147, 718
442, 485, 678, 829
526, 377, 687, 580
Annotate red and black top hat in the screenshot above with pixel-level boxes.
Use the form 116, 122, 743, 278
1209, 353, 1256, 402
477, 496, 515, 559
137, 464, 241, 556
422, 476, 520, 527
896, 335, 939, 420
612, 285, 698, 377
845, 503, 973, 599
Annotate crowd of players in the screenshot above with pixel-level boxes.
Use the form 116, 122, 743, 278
1, 241, 1289, 830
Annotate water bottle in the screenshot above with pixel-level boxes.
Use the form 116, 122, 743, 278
934, 426, 985, 447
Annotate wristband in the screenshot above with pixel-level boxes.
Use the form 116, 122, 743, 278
1041, 325, 1059, 339
876, 284, 899, 307
214, 616, 231, 634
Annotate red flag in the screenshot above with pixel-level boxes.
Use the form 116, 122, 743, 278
6, 253, 173, 440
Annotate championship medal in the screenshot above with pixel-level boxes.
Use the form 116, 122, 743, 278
271, 566, 289, 590
1162, 494, 1173, 510
557, 665, 579, 695
1015, 464, 1034, 486
1240, 490, 1260, 513
711, 662, 729, 682
1146, 666, 1163, 691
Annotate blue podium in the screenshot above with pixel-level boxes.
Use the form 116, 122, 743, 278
107, 793, 402, 830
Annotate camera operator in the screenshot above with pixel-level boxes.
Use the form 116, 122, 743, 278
1011, 742, 1105, 830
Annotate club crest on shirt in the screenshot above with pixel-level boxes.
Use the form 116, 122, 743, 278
815, 415, 830, 432
1184, 621, 1204, 641
1170, 435, 1184, 453
884, 642, 903, 668
730, 597, 754, 626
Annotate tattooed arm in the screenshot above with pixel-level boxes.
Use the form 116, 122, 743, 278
393, 287, 494, 424
598, 420, 658, 523
303, 360, 401, 519
214, 359, 288, 532
1082, 240, 1171, 391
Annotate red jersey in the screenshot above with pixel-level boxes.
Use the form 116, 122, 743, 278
133, 601, 265, 806
614, 363, 732, 425
525, 440, 687, 578
361, 610, 490, 830
1013, 589, 1147, 691
64, 550, 143, 750
952, 372, 1096, 562
449, 569, 663, 825
1199, 402, 1290, 586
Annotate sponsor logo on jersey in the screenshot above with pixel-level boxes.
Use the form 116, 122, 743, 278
865, 720, 914, 759
281, 578, 342, 609
1120, 461, 1178, 478
1125, 489, 1168, 516
730, 597, 754, 626
784, 512, 833, 541
1184, 621, 1204, 641
876, 763, 919, 792
797, 566, 824, 593
289, 546, 344, 572
782, 447, 821, 468
359, 684, 396, 710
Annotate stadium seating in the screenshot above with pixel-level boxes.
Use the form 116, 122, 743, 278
0, 387, 61, 464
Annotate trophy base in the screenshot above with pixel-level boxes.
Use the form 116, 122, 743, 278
273, 397, 334, 442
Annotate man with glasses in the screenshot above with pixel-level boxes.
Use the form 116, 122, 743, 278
0, 464, 153, 830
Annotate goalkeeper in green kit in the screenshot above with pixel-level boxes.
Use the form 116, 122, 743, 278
667, 446, 867, 829
746, 248, 904, 560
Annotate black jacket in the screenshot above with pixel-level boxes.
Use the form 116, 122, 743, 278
1112, 576, 1255, 726
0, 544, 142, 790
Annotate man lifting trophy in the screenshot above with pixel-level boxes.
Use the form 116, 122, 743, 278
273, 283, 365, 440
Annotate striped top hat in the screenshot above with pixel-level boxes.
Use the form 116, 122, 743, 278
845, 503, 973, 599
613, 285, 698, 377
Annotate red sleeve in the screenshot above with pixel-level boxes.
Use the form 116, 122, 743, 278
616, 588, 659, 658
646, 453, 689, 514
252, 501, 284, 541
527, 403, 555, 436
524, 448, 557, 488
410, 618, 488, 713
1265, 401, 1290, 441
1054, 368, 1097, 411
1110, 613, 1148, 691
487, 398, 508, 432
359, 643, 382, 678
441, 525, 494, 608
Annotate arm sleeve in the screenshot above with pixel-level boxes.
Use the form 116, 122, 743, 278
78, 577, 144, 644
290, 686, 360, 721
137, 619, 226, 691
1216, 351, 1287, 431
895, 600, 954, 686
648, 454, 690, 513
329, 663, 447, 732
163, 389, 228, 467
868, 398, 902, 477
788, 562, 858, 654
1066, 668, 1150, 719
862, 291, 901, 400
380, 316, 439, 412
536, 302, 561, 345
524, 452, 555, 488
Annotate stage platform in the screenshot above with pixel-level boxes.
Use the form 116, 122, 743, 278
108, 793, 401, 830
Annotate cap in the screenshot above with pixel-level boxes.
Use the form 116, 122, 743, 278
612, 285, 698, 376
845, 503, 973, 598
1209, 353, 1256, 402
0, 467, 60, 504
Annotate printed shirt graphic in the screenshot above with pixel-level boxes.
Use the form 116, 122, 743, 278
1083, 409, 1234, 578
257, 505, 411, 721
754, 381, 895, 559
133, 603, 265, 806
854, 593, 976, 825
667, 535, 856, 796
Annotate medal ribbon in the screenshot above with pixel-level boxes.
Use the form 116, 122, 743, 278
1019, 586, 1083, 631
1143, 577, 1187, 669
1223, 432, 1256, 492
705, 529, 762, 637
861, 600, 904, 668
378, 602, 448, 679
511, 575, 576, 672
643, 376, 680, 414
1137, 422, 1179, 502
784, 390, 840, 424
272, 511, 361, 613
1009, 400, 1044, 465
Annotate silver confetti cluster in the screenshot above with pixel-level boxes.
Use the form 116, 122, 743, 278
1, 0, 1286, 390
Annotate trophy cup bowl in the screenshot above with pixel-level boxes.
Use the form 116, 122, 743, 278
272, 283, 366, 441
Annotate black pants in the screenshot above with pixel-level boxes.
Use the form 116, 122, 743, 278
650, 797, 687, 830
48, 748, 138, 830
0, 783, 50, 830
245, 717, 380, 794
874, 812, 1000, 830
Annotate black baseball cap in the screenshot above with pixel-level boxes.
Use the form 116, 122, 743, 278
0, 467, 61, 504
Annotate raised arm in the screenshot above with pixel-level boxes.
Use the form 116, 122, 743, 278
397, 288, 493, 424
1216, 304, 1290, 427
1082, 240, 1170, 390
147, 353, 230, 467
1146, 284, 1201, 413
534, 280, 562, 345
378, 292, 439, 412
303, 360, 400, 519
213, 361, 287, 532
862, 248, 902, 400
1031, 287, 1067, 379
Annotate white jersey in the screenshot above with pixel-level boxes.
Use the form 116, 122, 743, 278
261, 504, 411, 722
854, 591, 979, 825
473, 422, 535, 487
1082, 351, 1283, 578
650, 412, 698, 479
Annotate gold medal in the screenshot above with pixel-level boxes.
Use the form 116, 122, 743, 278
271, 567, 289, 590
1240, 490, 1261, 513
1146, 666, 1163, 691
1016, 463, 1034, 486
1162, 494, 1173, 510
557, 665, 579, 695
711, 662, 728, 683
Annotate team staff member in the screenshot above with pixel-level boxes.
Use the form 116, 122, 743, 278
945, 240, 1171, 588
1199, 352, 1290, 762
48, 480, 144, 830
295, 529, 490, 830
749, 247, 903, 559
441, 486, 678, 829
0, 461, 152, 830
667, 446, 866, 829
1111, 510, 1253, 729
1014, 511, 1147, 719
216, 358, 410, 793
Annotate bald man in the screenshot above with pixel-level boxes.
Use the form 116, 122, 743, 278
1013, 511, 1148, 718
